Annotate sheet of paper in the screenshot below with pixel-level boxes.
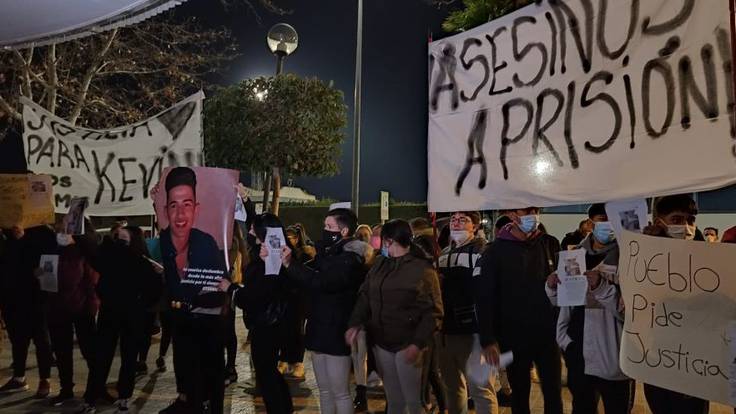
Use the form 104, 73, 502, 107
234, 195, 247, 222
265, 227, 285, 276
466, 334, 514, 386
557, 249, 588, 307
38, 254, 58, 293
63, 196, 88, 235
605, 199, 649, 235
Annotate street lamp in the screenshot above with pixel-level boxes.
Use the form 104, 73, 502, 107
267, 23, 298, 75
262, 23, 298, 213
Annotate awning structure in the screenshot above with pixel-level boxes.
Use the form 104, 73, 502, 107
0, 0, 189, 50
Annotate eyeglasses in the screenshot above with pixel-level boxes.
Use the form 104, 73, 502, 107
450, 217, 472, 225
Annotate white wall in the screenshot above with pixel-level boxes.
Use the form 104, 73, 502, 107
541, 213, 736, 241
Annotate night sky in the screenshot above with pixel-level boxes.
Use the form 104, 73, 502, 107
179, 0, 452, 203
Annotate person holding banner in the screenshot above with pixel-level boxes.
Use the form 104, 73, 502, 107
473, 207, 563, 414
154, 167, 232, 414
641, 195, 709, 414
437, 211, 498, 414
547, 204, 633, 414
0, 225, 55, 398
346, 219, 443, 414
281, 208, 371, 414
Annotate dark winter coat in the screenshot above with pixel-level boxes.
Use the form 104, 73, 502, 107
438, 237, 485, 335
349, 253, 443, 352
286, 238, 369, 356
474, 224, 561, 350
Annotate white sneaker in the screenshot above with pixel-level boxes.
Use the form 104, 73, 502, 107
114, 398, 130, 413
367, 372, 383, 388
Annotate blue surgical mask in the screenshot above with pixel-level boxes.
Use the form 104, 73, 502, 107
518, 215, 539, 234
593, 221, 615, 244
381, 246, 390, 258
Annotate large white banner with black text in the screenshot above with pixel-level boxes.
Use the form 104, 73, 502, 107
22, 92, 204, 216
428, 0, 736, 212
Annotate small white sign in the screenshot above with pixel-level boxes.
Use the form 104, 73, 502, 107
38, 254, 59, 293
557, 249, 588, 307
605, 199, 649, 236
380, 191, 389, 222
265, 227, 286, 276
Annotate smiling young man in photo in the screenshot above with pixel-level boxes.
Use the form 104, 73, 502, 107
157, 166, 228, 414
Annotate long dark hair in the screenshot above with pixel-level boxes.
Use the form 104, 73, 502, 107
286, 223, 310, 250
124, 225, 150, 258
381, 219, 429, 260
251, 213, 284, 243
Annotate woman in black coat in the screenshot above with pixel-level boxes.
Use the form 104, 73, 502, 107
77, 226, 163, 414
221, 213, 293, 414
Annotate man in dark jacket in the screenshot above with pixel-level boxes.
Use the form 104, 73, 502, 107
282, 208, 370, 413
438, 211, 497, 414
0, 225, 55, 398
156, 167, 229, 414
474, 207, 562, 414
561, 219, 593, 251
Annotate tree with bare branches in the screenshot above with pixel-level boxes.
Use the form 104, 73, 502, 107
0, 0, 286, 132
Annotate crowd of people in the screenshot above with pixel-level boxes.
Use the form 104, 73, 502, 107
0, 191, 730, 414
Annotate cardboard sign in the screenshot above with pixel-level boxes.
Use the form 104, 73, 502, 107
618, 231, 736, 404
0, 174, 55, 229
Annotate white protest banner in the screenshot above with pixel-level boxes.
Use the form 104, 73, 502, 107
618, 230, 736, 405
23, 92, 204, 216
428, 0, 736, 212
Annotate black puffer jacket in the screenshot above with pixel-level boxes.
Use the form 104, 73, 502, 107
0, 226, 55, 313
474, 227, 560, 350
286, 238, 370, 356
439, 237, 485, 335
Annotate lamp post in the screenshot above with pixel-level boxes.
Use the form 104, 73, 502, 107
351, 0, 363, 217
262, 23, 298, 214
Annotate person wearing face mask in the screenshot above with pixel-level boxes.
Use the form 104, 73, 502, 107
546, 204, 632, 414
276, 224, 316, 380
45, 223, 100, 407
346, 219, 443, 414
0, 225, 55, 398
437, 211, 498, 414
278, 208, 370, 414
221, 213, 293, 414
703, 227, 719, 243
473, 207, 563, 414
641, 194, 709, 414
77, 226, 163, 414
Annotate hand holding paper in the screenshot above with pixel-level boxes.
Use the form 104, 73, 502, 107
557, 249, 588, 307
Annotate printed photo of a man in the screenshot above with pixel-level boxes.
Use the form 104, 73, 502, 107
159, 166, 225, 286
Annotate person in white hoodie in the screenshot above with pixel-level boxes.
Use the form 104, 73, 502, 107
547, 203, 633, 414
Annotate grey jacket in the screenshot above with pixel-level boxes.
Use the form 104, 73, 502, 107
547, 236, 628, 381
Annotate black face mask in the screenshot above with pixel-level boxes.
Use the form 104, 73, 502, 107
321, 229, 342, 248
113, 238, 129, 247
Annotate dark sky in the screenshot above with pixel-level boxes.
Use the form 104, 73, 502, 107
179, 0, 452, 203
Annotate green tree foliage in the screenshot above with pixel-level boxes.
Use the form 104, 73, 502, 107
204, 74, 347, 213
441, 0, 533, 33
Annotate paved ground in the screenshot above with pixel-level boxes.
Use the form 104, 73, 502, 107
0, 322, 732, 413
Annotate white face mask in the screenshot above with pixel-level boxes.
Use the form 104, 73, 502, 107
56, 233, 74, 247
450, 230, 471, 245
667, 224, 696, 240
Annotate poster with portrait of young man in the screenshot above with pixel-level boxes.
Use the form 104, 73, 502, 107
154, 166, 238, 314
